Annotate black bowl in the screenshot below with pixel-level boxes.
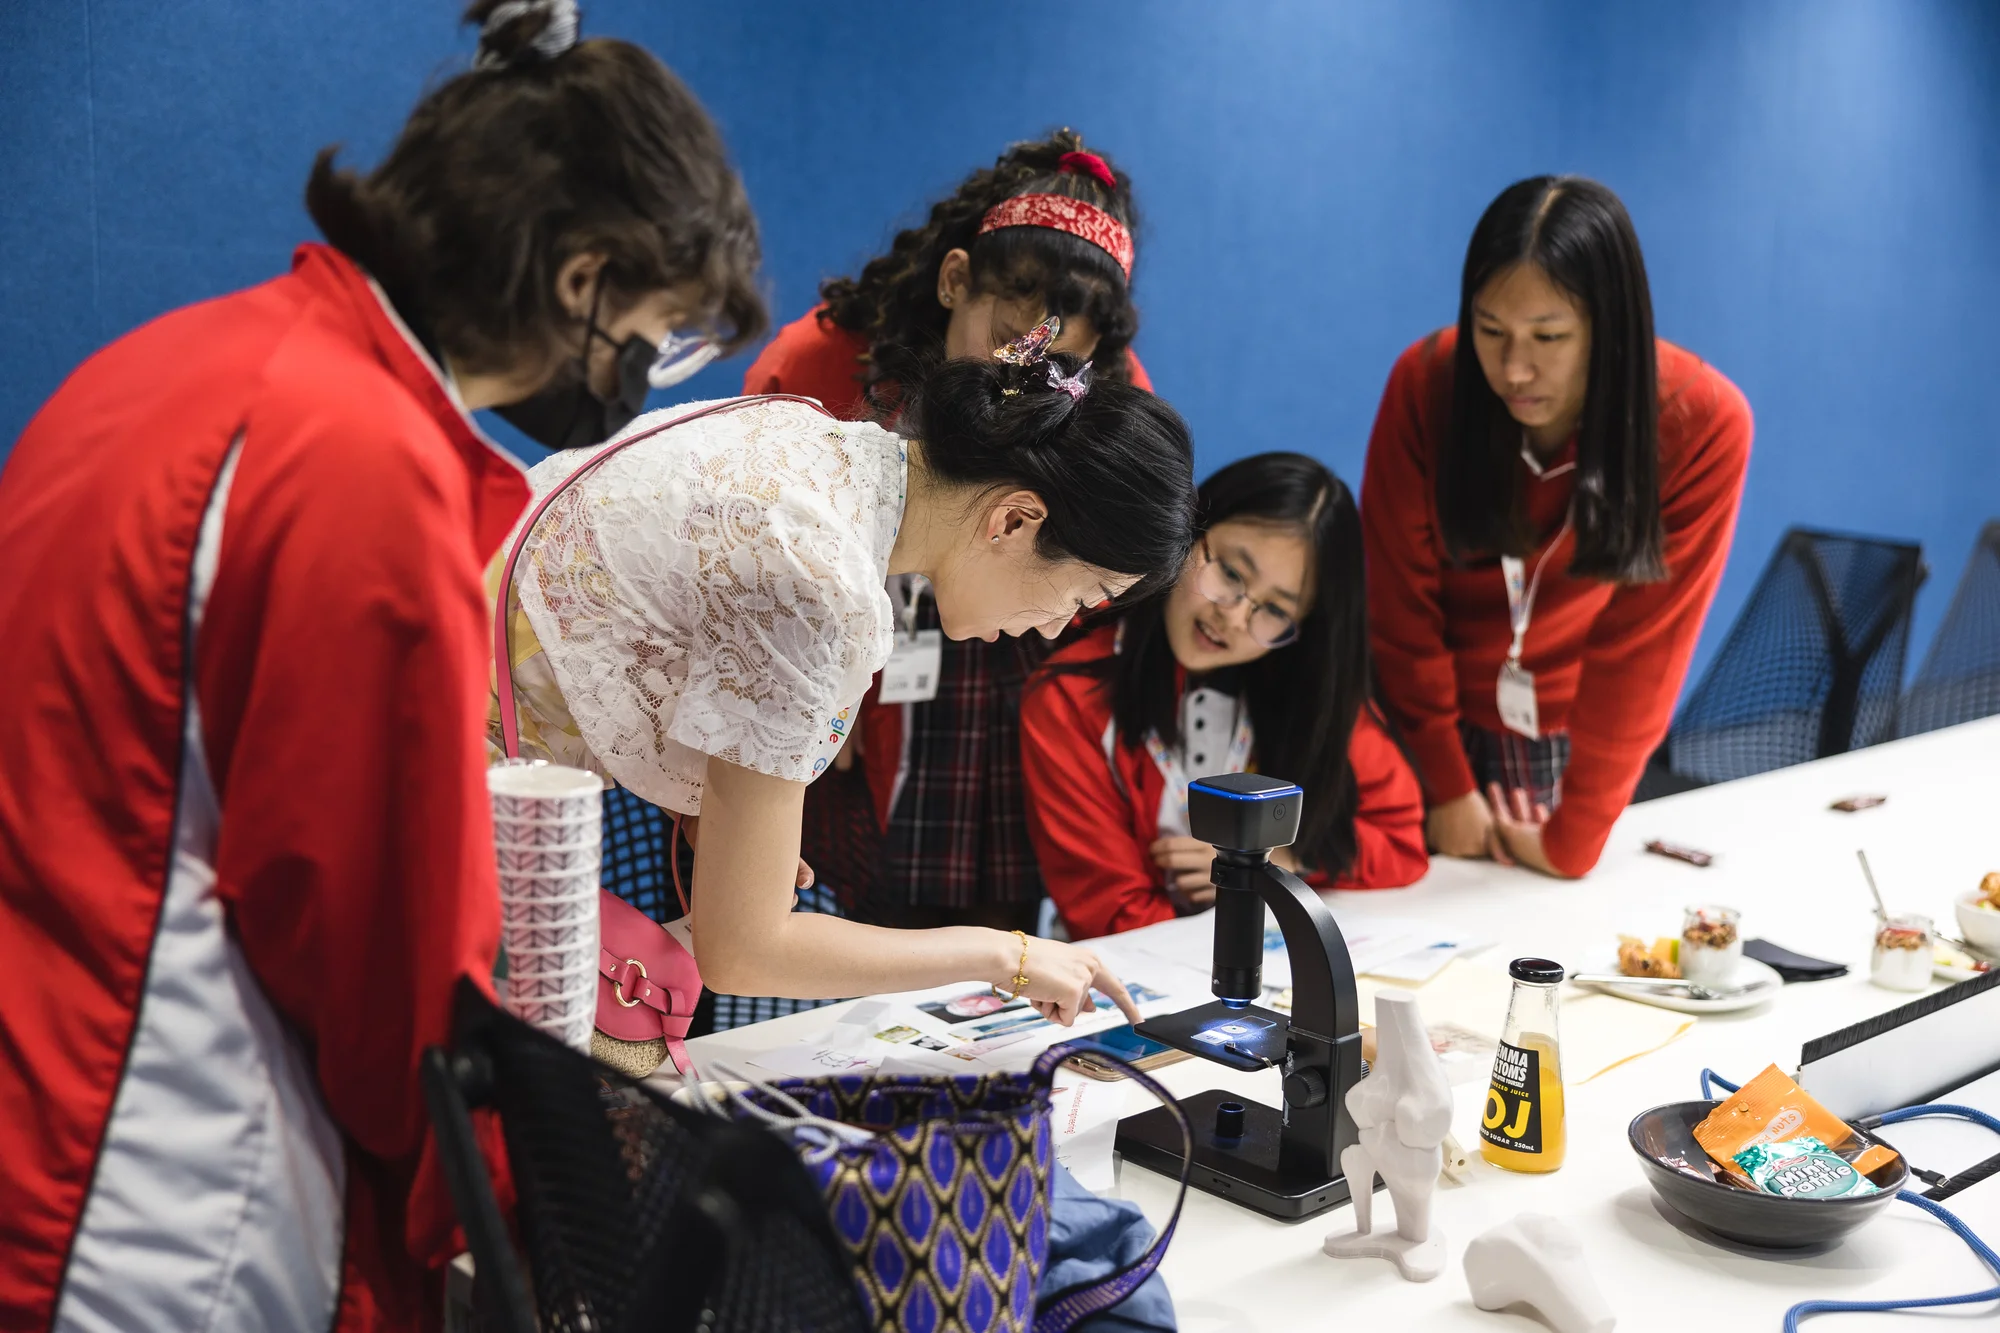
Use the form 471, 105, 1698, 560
1627, 1100, 1907, 1249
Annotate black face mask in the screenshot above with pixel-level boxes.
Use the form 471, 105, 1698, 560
496, 312, 655, 451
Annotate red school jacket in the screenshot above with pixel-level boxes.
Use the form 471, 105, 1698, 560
743, 307, 1155, 828
1360, 328, 1752, 877
0, 244, 530, 1331
1019, 626, 1429, 940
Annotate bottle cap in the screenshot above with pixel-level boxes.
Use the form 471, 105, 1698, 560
1508, 957, 1565, 984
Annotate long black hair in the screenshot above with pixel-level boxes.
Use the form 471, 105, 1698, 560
1080, 453, 1373, 875
898, 351, 1194, 592
818, 129, 1139, 412
1438, 175, 1665, 583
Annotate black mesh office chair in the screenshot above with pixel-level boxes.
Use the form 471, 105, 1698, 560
1658, 528, 1925, 787
1898, 520, 2000, 737
423, 982, 866, 1333
600, 785, 846, 1034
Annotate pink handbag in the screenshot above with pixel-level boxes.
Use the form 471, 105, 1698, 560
490, 395, 834, 1077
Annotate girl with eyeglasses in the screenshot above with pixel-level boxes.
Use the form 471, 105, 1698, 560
1020, 453, 1427, 940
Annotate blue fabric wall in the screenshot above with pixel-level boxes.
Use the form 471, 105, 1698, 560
3, 1, 1994, 683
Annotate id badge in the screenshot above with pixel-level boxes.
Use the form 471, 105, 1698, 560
879, 629, 943, 704
1497, 659, 1540, 739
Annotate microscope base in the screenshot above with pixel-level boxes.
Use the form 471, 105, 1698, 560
1116, 1089, 1365, 1220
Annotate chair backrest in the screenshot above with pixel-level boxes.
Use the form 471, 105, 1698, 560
1668, 528, 1924, 784
424, 983, 866, 1333
1898, 520, 2000, 737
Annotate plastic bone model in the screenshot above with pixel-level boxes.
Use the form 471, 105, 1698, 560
1462, 1213, 1616, 1333
1322, 990, 1453, 1280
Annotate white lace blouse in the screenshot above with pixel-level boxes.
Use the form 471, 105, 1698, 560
487, 396, 908, 814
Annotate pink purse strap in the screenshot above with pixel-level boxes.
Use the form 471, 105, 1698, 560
493, 394, 835, 760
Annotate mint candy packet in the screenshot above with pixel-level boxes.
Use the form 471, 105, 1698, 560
1732, 1136, 1881, 1200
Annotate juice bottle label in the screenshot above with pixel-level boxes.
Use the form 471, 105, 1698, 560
1481, 1039, 1544, 1155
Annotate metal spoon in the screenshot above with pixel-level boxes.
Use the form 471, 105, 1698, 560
1857, 848, 1888, 924
1567, 973, 1750, 1001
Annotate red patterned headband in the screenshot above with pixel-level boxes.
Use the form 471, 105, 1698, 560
977, 194, 1134, 281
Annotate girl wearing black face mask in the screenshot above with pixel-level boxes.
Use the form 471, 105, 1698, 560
0, 3, 764, 1326
313, 2, 764, 451
495, 273, 726, 450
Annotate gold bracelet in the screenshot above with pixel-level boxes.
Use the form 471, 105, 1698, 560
993, 929, 1031, 1001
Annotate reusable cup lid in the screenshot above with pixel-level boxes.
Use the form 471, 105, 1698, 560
1509, 957, 1565, 984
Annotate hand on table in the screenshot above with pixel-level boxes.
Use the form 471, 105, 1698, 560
1427, 789, 1497, 859
678, 812, 814, 892
1150, 835, 1218, 907
1013, 936, 1144, 1027
1484, 782, 1564, 877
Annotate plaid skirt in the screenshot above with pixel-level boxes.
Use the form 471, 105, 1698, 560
1457, 722, 1572, 812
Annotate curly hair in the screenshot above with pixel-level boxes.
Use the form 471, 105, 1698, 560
307, 0, 765, 383
818, 129, 1140, 413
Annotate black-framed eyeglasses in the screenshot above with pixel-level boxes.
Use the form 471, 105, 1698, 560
1193, 536, 1299, 648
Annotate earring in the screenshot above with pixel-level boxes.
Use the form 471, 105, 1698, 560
991, 535, 1000, 543
940, 292, 953, 307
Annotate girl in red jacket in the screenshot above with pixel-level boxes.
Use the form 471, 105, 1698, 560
1362, 176, 1753, 878
744, 130, 1150, 931
1023, 453, 1428, 940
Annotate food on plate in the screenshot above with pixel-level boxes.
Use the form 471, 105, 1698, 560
1977, 871, 2000, 912
1935, 941, 1991, 975
1617, 934, 1680, 979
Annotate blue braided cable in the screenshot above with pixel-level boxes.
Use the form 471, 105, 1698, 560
1781, 1192, 2000, 1332
1872, 1103, 2000, 1137
1695, 1071, 2000, 1330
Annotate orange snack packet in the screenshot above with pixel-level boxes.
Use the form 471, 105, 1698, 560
1693, 1064, 1899, 1183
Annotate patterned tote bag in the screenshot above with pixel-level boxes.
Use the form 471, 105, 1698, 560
722, 1042, 1191, 1333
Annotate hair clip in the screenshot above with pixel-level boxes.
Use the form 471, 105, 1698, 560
1046, 360, 1092, 403
992, 315, 1061, 368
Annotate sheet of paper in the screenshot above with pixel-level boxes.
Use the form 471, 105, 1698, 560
748, 1043, 881, 1080
1365, 937, 1494, 984
1358, 959, 1694, 1083
1046, 1073, 1132, 1194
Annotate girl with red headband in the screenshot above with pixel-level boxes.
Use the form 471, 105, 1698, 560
744, 130, 1148, 936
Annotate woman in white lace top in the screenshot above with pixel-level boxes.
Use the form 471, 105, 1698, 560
492, 331, 1195, 1024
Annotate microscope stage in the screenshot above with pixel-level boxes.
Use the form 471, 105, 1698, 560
1135, 999, 1291, 1073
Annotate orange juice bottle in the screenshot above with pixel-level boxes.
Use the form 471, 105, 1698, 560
1480, 958, 1567, 1173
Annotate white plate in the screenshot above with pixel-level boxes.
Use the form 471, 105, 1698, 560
1574, 956, 1784, 1013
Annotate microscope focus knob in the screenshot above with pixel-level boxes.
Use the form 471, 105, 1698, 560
1282, 1066, 1328, 1108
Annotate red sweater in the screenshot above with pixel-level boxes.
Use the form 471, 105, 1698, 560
1020, 627, 1428, 939
0, 246, 527, 1330
1360, 329, 1752, 876
743, 307, 1154, 826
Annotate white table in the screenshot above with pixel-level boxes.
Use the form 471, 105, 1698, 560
687, 718, 2000, 1332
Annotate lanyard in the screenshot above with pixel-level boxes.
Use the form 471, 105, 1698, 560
1499, 513, 1572, 665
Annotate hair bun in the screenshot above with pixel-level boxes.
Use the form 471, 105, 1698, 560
470, 0, 580, 68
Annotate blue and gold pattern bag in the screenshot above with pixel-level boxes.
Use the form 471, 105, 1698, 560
735, 1044, 1190, 1333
